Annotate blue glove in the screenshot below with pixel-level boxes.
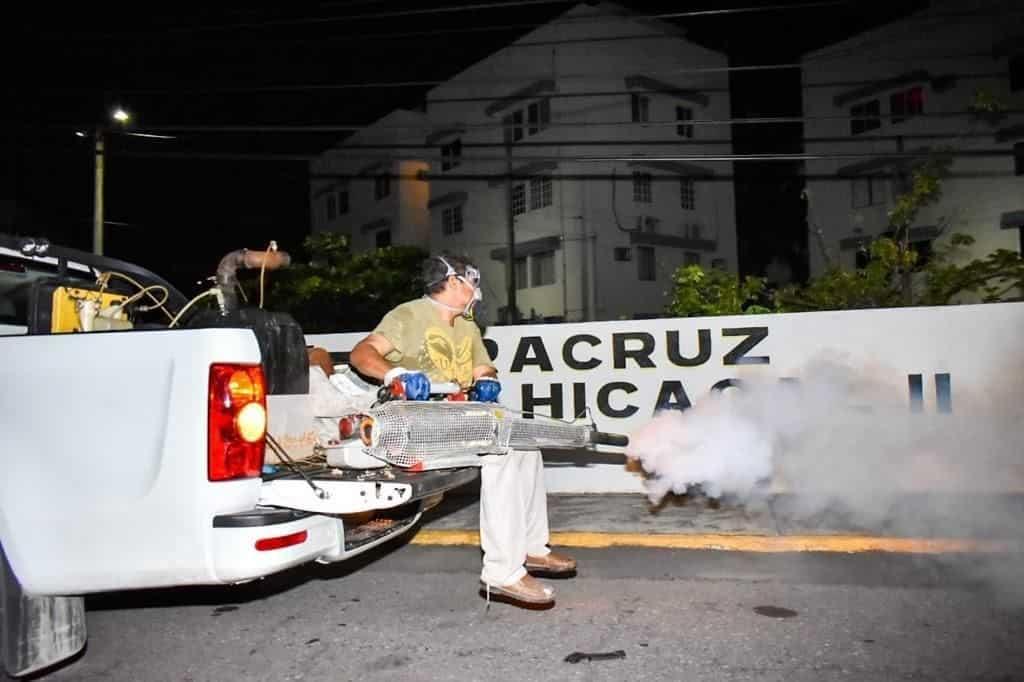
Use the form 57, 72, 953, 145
469, 378, 501, 403
385, 367, 431, 401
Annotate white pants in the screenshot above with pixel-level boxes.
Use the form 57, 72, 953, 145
478, 449, 551, 587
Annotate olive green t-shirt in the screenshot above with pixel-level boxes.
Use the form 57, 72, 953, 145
373, 298, 493, 388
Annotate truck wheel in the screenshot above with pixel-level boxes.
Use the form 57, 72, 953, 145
1, 543, 86, 678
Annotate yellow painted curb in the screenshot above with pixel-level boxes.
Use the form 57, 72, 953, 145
410, 529, 1018, 554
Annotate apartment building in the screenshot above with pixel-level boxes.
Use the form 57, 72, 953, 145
311, 1, 737, 322
801, 0, 1024, 275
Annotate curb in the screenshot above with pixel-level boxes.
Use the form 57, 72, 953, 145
410, 529, 1020, 554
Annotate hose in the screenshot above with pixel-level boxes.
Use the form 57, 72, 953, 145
167, 289, 218, 328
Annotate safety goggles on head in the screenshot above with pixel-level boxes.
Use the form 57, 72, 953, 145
435, 256, 480, 289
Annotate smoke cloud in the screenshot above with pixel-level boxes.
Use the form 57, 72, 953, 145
626, 356, 1024, 600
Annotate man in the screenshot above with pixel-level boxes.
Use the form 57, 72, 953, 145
349, 253, 575, 606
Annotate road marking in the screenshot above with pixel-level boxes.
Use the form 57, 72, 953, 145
410, 529, 1019, 553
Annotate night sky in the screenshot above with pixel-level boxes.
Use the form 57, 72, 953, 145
11, 0, 927, 295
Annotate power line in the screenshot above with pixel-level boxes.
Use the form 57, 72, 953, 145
101, 109, 1024, 134
166, 0, 577, 34
96, 63, 783, 95
75, 68, 1005, 98
426, 72, 1003, 106
43, 14, 973, 55
107, 148, 1017, 181
95, 130, 1003, 148
112, 148, 1013, 164
35, 0, 851, 40
308, 170, 1017, 182
804, 5, 1024, 62
656, 0, 849, 20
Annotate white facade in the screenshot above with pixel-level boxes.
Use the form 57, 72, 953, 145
801, 0, 1024, 276
310, 2, 738, 322
310, 109, 431, 252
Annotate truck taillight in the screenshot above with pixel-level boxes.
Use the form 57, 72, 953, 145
255, 530, 308, 551
208, 364, 267, 481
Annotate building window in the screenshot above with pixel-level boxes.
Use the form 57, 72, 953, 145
441, 138, 462, 171
338, 186, 349, 215
1015, 142, 1024, 176
442, 205, 463, 235
684, 252, 700, 266
890, 86, 924, 125
633, 172, 652, 203
631, 93, 650, 122
528, 102, 540, 135
850, 99, 881, 135
680, 178, 695, 210
505, 98, 550, 144
503, 113, 518, 144
529, 176, 553, 210
711, 258, 727, 270
614, 247, 632, 262
676, 106, 694, 138
511, 183, 526, 216
375, 230, 392, 248
683, 223, 702, 240
635, 216, 659, 233
326, 194, 337, 221
1009, 53, 1023, 92
851, 176, 886, 208
637, 246, 656, 281
514, 257, 528, 289
531, 251, 556, 286
374, 173, 391, 200
539, 98, 551, 127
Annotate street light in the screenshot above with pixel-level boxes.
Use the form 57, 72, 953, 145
92, 107, 132, 256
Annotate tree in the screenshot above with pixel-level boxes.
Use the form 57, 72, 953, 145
886, 155, 953, 304
260, 232, 428, 333
665, 264, 774, 317
775, 237, 910, 311
919, 234, 1024, 305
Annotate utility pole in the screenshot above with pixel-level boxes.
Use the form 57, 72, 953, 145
90, 107, 132, 256
504, 143, 518, 324
92, 128, 105, 255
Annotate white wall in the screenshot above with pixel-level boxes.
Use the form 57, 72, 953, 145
308, 302, 1024, 493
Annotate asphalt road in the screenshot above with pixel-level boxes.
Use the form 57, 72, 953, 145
44, 543, 1024, 681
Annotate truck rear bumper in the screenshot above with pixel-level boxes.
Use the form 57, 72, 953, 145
211, 468, 478, 583
210, 510, 342, 584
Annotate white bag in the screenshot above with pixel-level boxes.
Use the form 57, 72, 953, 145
308, 365, 376, 417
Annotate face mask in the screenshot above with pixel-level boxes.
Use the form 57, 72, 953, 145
461, 284, 483, 320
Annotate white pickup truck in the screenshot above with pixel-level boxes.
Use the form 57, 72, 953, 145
0, 234, 478, 677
